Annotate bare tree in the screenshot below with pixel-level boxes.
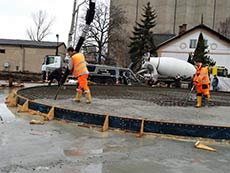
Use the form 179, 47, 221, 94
81, 2, 128, 65
218, 16, 230, 39
26, 10, 55, 41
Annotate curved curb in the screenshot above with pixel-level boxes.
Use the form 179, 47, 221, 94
14, 86, 230, 140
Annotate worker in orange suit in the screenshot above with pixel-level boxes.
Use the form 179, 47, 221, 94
67, 47, 91, 104
193, 60, 210, 107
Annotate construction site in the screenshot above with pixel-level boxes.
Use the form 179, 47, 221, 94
1, 0, 230, 172
1, 82, 230, 173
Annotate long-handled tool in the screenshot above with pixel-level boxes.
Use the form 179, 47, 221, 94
54, 0, 95, 100
54, 68, 70, 100
183, 85, 195, 104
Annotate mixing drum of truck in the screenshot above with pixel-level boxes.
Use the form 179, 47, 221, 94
136, 56, 196, 86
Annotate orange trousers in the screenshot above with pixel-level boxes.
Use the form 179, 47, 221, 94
195, 84, 210, 98
77, 74, 90, 93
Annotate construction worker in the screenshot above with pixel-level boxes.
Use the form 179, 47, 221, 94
193, 61, 210, 107
212, 75, 219, 91
67, 47, 91, 104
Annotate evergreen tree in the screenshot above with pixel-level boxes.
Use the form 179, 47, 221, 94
187, 53, 194, 64
190, 33, 215, 66
129, 2, 157, 72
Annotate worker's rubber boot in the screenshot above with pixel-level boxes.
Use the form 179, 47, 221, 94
75, 92, 82, 102
196, 96, 202, 108
85, 92, 92, 104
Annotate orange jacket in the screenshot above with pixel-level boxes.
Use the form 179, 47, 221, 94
72, 53, 89, 77
193, 66, 210, 86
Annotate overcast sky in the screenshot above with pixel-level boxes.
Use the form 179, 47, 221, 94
0, 0, 104, 44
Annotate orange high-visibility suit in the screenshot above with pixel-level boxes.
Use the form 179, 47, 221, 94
71, 53, 91, 103
193, 64, 210, 107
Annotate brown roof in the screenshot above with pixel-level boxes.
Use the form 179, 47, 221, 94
0, 38, 66, 48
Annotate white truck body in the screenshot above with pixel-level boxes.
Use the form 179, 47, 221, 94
41, 55, 65, 80
149, 57, 196, 78
42, 55, 62, 72
137, 56, 196, 84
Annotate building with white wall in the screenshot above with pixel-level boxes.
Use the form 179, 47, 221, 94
157, 24, 230, 71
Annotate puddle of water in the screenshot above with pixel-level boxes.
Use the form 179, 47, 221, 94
35, 166, 50, 171
0, 87, 16, 121
0, 90, 6, 103
89, 148, 103, 155
0, 103, 15, 121
64, 148, 103, 157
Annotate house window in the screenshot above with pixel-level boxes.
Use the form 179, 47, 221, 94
189, 39, 197, 48
190, 39, 208, 48
0, 49, 5, 54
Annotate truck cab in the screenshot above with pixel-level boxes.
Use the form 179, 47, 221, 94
209, 66, 228, 77
42, 55, 63, 80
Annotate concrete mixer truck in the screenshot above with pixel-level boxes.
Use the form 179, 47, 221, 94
136, 54, 196, 86
42, 54, 196, 86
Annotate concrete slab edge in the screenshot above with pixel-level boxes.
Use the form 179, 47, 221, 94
15, 88, 230, 141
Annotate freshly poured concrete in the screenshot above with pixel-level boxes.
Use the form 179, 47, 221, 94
0, 90, 15, 122
36, 97, 230, 127
1, 109, 230, 173
1, 85, 230, 173
18, 85, 230, 127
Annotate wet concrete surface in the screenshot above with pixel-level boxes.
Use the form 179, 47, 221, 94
19, 85, 230, 127
1, 85, 230, 173
18, 85, 230, 107
1, 107, 230, 173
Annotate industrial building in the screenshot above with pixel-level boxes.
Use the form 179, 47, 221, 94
111, 0, 230, 35
0, 39, 66, 73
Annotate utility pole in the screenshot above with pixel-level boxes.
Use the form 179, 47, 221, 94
173, 0, 177, 34
68, 0, 87, 48
56, 34, 59, 55
68, 0, 77, 47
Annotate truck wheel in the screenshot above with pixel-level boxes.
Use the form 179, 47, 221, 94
42, 71, 46, 81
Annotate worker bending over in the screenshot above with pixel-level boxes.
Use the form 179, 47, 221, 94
193, 61, 210, 108
67, 47, 91, 104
